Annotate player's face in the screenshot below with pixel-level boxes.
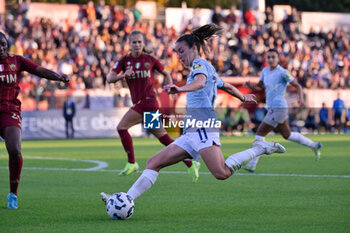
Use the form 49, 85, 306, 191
175, 41, 197, 67
266, 51, 279, 68
0, 36, 8, 59
129, 34, 144, 56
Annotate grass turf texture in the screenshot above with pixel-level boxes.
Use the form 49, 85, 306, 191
0, 134, 349, 233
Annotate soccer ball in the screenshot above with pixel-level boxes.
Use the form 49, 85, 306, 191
106, 192, 135, 220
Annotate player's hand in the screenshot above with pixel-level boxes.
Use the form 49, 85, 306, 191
60, 74, 70, 83
164, 84, 181, 94
124, 67, 134, 78
299, 99, 305, 107
243, 94, 257, 103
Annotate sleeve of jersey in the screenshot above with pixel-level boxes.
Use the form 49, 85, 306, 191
112, 57, 124, 73
152, 56, 164, 72
191, 60, 208, 77
259, 69, 264, 82
19, 56, 39, 72
284, 71, 295, 83
216, 77, 224, 89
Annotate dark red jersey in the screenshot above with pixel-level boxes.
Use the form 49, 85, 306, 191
112, 53, 164, 104
0, 54, 39, 112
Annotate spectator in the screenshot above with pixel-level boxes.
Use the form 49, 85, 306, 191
190, 8, 202, 28
332, 93, 346, 133
63, 95, 76, 138
211, 5, 225, 26
226, 6, 237, 26
304, 109, 317, 133
319, 103, 330, 133
244, 7, 256, 25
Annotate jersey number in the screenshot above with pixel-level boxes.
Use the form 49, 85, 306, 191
196, 128, 208, 143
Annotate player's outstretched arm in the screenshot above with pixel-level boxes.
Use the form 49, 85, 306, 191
32, 66, 69, 82
290, 79, 305, 107
107, 71, 125, 83
164, 74, 206, 94
107, 67, 134, 83
161, 70, 173, 86
220, 82, 257, 103
244, 80, 264, 92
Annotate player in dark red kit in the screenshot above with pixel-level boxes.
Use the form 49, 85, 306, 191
107, 30, 200, 181
0, 32, 69, 209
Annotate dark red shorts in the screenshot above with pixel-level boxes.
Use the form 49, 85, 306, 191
131, 97, 159, 114
0, 111, 22, 130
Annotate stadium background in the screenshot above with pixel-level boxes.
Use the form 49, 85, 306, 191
0, 0, 349, 139
0, 1, 349, 233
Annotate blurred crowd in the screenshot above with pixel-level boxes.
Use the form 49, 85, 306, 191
2, 1, 350, 95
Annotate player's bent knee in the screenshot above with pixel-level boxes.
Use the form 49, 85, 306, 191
282, 133, 290, 139
145, 156, 160, 170
212, 171, 230, 180
8, 148, 22, 159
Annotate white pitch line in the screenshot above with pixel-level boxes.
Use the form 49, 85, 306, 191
0, 155, 349, 178
0, 155, 109, 171
0, 166, 349, 178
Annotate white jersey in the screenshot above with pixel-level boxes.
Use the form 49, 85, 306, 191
184, 58, 224, 132
260, 65, 294, 109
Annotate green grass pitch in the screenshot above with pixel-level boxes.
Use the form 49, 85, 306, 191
0, 134, 349, 233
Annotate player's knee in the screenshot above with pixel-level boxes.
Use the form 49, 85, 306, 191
145, 156, 162, 171
8, 147, 21, 159
116, 125, 123, 131
282, 132, 290, 139
117, 127, 128, 135
212, 171, 230, 180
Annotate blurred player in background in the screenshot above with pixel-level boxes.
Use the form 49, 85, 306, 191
101, 24, 286, 204
107, 30, 199, 181
244, 48, 322, 172
0, 32, 69, 209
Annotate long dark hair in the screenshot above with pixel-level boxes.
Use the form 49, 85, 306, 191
176, 23, 223, 56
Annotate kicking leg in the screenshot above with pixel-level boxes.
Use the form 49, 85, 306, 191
150, 128, 193, 168
127, 144, 189, 200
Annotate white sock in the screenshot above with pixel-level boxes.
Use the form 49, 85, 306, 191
248, 156, 260, 168
287, 132, 316, 149
255, 135, 265, 141
225, 146, 265, 170
127, 169, 158, 200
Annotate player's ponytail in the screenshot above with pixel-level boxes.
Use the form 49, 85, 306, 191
176, 23, 223, 56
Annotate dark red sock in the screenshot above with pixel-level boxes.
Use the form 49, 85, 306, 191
158, 134, 192, 168
9, 156, 23, 195
158, 134, 174, 146
118, 129, 135, 163
183, 159, 192, 168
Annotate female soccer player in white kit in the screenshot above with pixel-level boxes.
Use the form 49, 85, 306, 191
244, 48, 322, 172
101, 24, 286, 204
